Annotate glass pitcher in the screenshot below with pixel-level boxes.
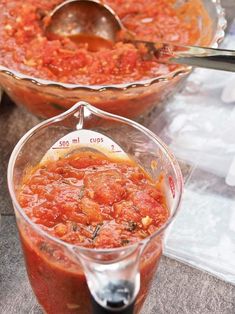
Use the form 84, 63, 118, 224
8, 102, 183, 314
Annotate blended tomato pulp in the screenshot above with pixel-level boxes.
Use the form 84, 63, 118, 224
18, 152, 169, 313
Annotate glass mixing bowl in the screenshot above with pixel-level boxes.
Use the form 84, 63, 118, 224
0, 0, 226, 119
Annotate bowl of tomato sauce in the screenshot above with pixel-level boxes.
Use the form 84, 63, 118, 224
8, 102, 183, 313
0, 0, 226, 119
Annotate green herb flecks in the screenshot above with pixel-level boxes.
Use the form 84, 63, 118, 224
72, 222, 78, 232
127, 221, 137, 232
121, 239, 130, 246
92, 223, 103, 240
39, 242, 55, 255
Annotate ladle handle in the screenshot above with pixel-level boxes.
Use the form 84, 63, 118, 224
132, 41, 235, 72
92, 297, 135, 314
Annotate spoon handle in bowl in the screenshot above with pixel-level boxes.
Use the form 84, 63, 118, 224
133, 41, 235, 72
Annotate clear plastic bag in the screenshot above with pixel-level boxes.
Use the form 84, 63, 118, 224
149, 21, 235, 285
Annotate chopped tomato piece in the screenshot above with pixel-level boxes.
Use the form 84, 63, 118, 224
114, 201, 141, 223
81, 197, 103, 223
130, 191, 166, 225
84, 170, 126, 205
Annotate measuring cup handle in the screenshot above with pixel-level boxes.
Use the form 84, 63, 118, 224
92, 297, 135, 314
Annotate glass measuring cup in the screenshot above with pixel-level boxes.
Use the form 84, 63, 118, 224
8, 102, 183, 314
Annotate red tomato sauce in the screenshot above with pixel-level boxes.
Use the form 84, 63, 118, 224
18, 151, 168, 313
19, 152, 168, 248
0, 0, 211, 85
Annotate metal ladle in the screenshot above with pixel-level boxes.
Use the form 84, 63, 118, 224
45, 0, 235, 72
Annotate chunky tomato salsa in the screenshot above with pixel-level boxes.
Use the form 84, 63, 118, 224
0, 0, 209, 85
17, 151, 168, 313
19, 152, 168, 248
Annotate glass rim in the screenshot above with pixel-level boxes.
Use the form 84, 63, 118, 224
0, 0, 226, 93
7, 102, 183, 255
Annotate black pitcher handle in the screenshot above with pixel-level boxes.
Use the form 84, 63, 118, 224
91, 280, 136, 314
92, 297, 135, 314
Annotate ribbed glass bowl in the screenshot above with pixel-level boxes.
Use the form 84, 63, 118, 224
0, 0, 226, 119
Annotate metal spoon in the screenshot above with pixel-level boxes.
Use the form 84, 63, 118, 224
45, 0, 235, 71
